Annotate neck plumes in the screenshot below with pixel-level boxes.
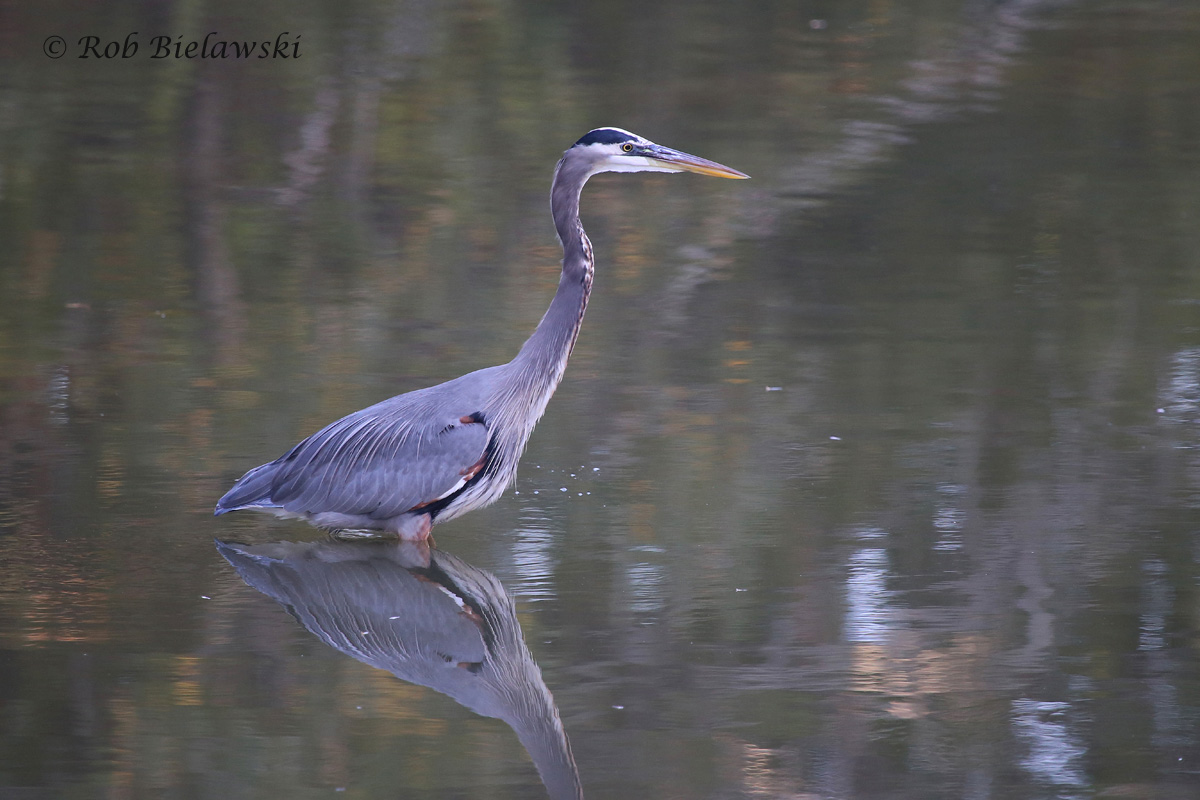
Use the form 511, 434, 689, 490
509, 155, 595, 399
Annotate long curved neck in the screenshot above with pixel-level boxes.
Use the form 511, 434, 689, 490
510, 154, 595, 388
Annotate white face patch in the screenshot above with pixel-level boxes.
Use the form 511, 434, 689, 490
594, 154, 683, 174
567, 129, 746, 181
574, 136, 686, 177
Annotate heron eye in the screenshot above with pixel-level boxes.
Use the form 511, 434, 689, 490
621, 142, 634, 153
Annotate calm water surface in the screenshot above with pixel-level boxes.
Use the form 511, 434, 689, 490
2, 1, 1199, 798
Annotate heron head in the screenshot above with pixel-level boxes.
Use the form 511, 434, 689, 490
568, 127, 749, 180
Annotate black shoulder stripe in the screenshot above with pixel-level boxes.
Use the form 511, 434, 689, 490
574, 128, 635, 147
423, 435, 498, 520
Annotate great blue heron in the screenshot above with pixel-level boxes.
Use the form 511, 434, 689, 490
215, 128, 748, 540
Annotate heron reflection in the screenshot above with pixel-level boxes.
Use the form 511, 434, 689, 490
215, 538, 582, 800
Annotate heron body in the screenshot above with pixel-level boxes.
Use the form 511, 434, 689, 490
215, 128, 748, 539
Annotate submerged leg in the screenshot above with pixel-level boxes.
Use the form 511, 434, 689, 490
393, 512, 433, 542
328, 512, 432, 542
330, 528, 389, 541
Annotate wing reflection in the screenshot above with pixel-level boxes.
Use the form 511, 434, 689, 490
215, 538, 583, 800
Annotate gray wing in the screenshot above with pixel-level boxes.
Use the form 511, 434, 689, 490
215, 540, 489, 674
226, 391, 490, 520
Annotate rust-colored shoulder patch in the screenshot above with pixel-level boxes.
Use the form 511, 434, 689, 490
460, 456, 486, 480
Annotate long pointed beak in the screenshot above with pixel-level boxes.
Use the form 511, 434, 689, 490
645, 145, 750, 179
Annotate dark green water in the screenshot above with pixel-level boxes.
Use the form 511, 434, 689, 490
2, 1, 1199, 798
